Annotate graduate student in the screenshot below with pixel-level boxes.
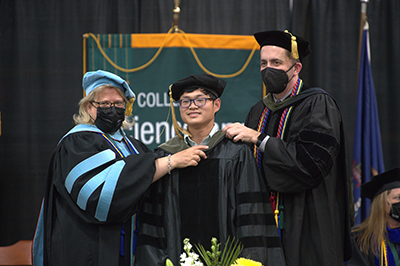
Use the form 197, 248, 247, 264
347, 167, 400, 266
135, 74, 286, 266
32, 70, 207, 266
223, 30, 353, 265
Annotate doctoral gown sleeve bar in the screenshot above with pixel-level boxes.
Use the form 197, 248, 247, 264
231, 141, 285, 265
53, 132, 156, 224
260, 94, 342, 193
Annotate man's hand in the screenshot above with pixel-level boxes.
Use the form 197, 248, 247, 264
223, 123, 260, 144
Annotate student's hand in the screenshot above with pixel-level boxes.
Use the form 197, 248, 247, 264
171, 145, 208, 168
223, 123, 260, 144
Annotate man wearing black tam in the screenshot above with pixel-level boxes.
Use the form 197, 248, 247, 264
135, 74, 286, 266
223, 30, 353, 265
347, 167, 400, 265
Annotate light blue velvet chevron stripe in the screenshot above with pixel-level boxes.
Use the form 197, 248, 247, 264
65, 149, 116, 193
75, 160, 125, 221
65, 149, 127, 221
94, 160, 126, 221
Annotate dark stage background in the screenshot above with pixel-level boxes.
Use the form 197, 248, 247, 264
1, 0, 399, 245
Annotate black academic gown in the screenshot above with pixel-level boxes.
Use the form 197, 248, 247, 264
135, 131, 286, 266
245, 86, 353, 266
346, 232, 375, 266
34, 125, 157, 266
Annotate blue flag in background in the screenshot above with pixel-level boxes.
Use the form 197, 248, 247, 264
352, 22, 385, 225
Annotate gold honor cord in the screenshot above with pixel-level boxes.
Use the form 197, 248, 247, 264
82, 27, 258, 77
381, 239, 388, 266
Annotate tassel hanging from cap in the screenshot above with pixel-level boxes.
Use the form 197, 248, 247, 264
125, 97, 135, 116
169, 85, 191, 139
284, 30, 299, 60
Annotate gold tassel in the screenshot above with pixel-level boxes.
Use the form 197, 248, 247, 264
274, 209, 279, 227
169, 85, 191, 139
284, 30, 299, 60
274, 193, 280, 228
125, 96, 135, 116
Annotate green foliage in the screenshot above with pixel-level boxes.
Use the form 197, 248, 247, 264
195, 237, 243, 266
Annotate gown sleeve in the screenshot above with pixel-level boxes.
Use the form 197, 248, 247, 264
233, 142, 286, 265
261, 94, 343, 193
52, 132, 157, 224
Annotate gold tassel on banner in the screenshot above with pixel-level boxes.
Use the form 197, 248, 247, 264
125, 97, 135, 116
169, 85, 191, 139
284, 30, 299, 60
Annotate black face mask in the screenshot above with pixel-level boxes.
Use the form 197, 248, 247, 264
95, 106, 125, 134
389, 202, 400, 222
261, 63, 296, 94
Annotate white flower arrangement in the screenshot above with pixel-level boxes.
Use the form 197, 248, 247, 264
165, 237, 264, 266
180, 238, 204, 266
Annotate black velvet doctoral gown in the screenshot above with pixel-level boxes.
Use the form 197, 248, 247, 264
135, 131, 286, 266
245, 86, 353, 266
33, 125, 157, 266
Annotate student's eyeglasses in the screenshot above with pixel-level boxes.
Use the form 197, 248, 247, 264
177, 97, 212, 108
91, 101, 126, 108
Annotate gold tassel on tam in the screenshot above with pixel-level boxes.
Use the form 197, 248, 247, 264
125, 97, 135, 116
169, 85, 191, 139
284, 30, 299, 60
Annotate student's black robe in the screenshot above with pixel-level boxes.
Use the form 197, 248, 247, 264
33, 125, 157, 266
135, 131, 286, 266
245, 86, 353, 265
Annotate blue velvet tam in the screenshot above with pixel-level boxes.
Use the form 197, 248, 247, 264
82, 70, 135, 100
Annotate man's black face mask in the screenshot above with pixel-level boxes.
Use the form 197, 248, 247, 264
261, 63, 296, 94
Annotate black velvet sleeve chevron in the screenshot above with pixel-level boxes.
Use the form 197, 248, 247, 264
296, 129, 340, 187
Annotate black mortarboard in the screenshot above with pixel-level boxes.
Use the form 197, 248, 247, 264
254, 30, 311, 61
169, 74, 226, 101
361, 167, 400, 200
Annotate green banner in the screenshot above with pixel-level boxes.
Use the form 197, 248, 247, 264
85, 30, 262, 150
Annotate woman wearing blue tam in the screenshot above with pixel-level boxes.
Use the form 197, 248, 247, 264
347, 167, 400, 265
32, 70, 208, 266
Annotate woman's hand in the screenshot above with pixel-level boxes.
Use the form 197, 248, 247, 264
153, 145, 208, 182
171, 145, 208, 168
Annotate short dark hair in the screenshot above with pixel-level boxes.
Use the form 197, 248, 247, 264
179, 87, 218, 101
